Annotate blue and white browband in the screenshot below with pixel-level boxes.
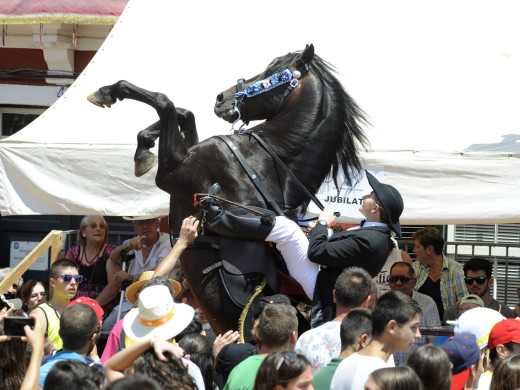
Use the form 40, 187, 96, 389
236, 69, 301, 99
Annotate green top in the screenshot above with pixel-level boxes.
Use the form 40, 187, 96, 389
312, 357, 344, 390
223, 355, 266, 390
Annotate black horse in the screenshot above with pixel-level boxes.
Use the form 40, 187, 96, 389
88, 44, 369, 338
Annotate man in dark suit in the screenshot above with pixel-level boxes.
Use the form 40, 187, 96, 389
200, 171, 403, 326
308, 172, 403, 325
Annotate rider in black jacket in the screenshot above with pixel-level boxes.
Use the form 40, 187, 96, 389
200, 171, 404, 327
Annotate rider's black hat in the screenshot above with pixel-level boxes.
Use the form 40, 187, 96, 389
366, 170, 404, 238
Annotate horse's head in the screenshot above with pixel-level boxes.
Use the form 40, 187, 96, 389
214, 44, 315, 124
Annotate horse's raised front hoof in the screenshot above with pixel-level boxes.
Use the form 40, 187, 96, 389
87, 88, 117, 108
134, 150, 156, 177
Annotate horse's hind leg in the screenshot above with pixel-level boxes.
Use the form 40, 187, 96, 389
135, 120, 160, 177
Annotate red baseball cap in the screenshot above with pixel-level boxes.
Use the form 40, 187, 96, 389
68, 297, 104, 325
488, 319, 520, 350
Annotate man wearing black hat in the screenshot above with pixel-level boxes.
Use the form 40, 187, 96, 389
308, 171, 403, 325
201, 171, 404, 325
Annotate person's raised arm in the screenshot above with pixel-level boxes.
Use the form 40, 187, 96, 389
103, 337, 184, 383
153, 216, 199, 278
21, 313, 46, 390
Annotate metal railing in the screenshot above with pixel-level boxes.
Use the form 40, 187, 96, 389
399, 239, 520, 306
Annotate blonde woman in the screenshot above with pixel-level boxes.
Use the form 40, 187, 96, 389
66, 216, 120, 314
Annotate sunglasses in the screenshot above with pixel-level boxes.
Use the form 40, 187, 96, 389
388, 275, 413, 284
464, 276, 487, 285
55, 274, 84, 283
88, 223, 106, 229
276, 351, 297, 371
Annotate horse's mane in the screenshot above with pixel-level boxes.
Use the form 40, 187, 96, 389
264, 50, 370, 190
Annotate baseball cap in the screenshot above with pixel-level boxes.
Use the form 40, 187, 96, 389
454, 307, 505, 349
440, 332, 480, 390
459, 294, 484, 308
488, 319, 520, 350
68, 297, 104, 324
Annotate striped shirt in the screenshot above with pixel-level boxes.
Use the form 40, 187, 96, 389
412, 256, 468, 311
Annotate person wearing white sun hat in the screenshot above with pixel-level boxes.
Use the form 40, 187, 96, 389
123, 285, 193, 343
454, 306, 506, 390
106, 284, 205, 389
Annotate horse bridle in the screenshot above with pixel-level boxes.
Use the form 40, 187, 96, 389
219, 61, 333, 216
230, 63, 310, 132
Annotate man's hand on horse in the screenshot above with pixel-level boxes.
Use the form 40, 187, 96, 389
178, 216, 199, 246
318, 209, 336, 226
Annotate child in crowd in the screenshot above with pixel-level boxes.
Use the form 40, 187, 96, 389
330, 291, 422, 389
31, 258, 81, 350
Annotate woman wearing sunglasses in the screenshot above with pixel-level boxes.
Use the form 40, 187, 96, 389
66, 216, 120, 316
411, 227, 468, 321
253, 351, 313, 390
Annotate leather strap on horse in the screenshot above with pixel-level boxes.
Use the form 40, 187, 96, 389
235, 130, 326, 211
217, 135, 284, 216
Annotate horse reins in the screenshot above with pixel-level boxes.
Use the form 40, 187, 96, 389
195, 193, 265, 215
217, 134, 285, 216
238, 130, 326, 212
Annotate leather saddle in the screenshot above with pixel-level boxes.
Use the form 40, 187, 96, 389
189, 233, 309, 309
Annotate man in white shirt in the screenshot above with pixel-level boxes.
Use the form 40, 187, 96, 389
296, 266, 373, 373
103, 216, 173, 331
330, 291, 422, 390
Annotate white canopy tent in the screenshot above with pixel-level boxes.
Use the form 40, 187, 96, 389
1, 0, 519, 224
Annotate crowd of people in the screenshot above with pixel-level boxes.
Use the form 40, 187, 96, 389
1, 173, 519, 390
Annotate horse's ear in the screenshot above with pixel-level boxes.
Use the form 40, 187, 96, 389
297, 44, 314, 67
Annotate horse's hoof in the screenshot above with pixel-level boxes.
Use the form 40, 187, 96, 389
135, 151, 156, 177
87, 90, 115, 108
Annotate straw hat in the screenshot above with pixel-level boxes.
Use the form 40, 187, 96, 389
123, 285, 194, 342
126, 271, 181, 304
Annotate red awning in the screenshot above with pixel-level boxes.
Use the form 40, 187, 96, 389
0, 0, 128, 25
